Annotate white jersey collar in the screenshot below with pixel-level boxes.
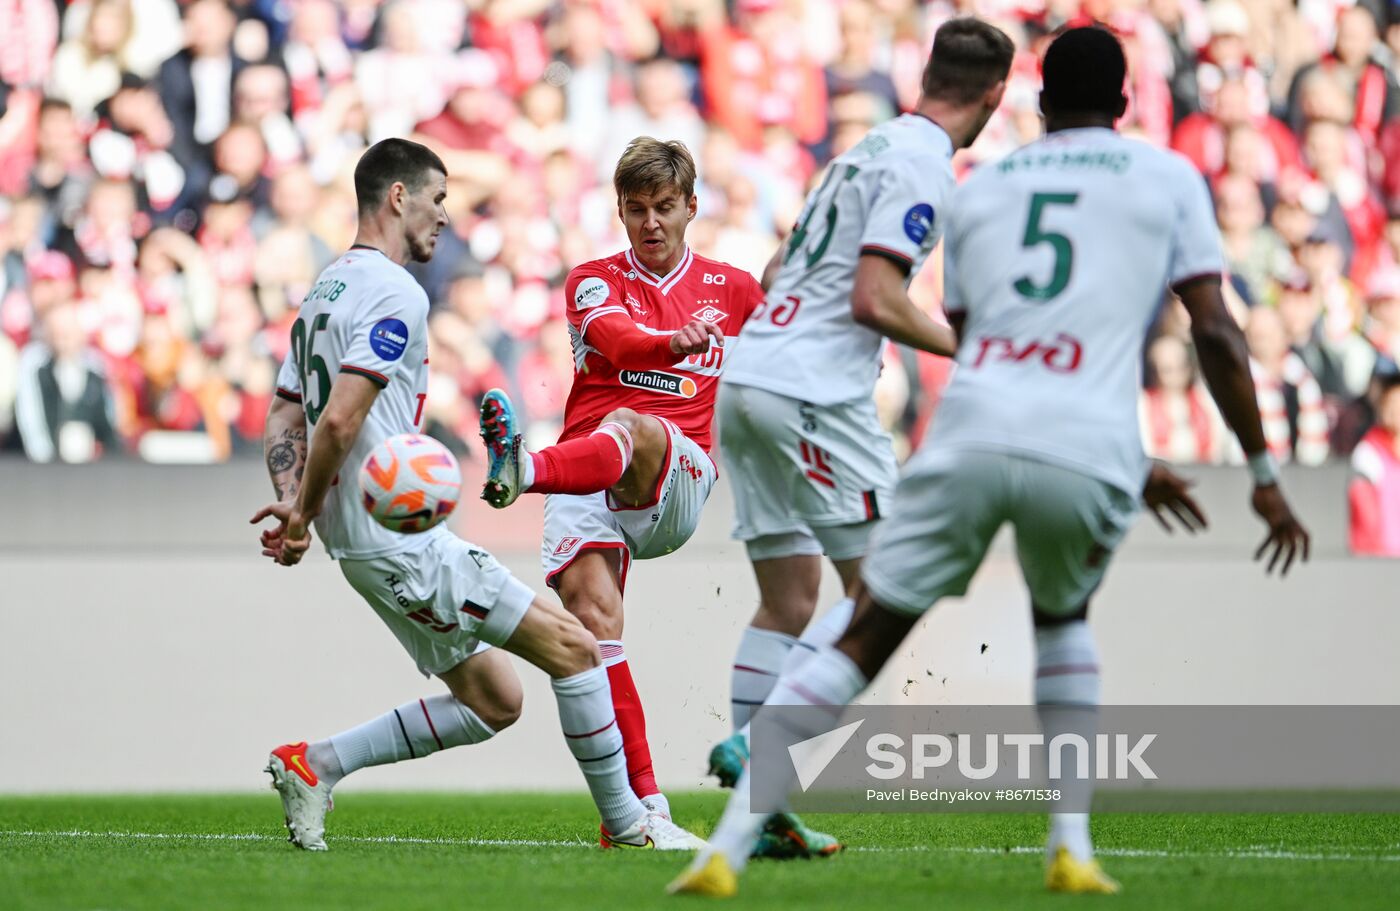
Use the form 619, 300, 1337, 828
624, 245, 694, 295
1041, 127, 1119, 144
905, 112, 955, 160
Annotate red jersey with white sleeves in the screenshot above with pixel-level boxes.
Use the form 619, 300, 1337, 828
561, 246, 764, 452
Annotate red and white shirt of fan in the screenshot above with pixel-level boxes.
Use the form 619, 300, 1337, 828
542, 246, 764, 588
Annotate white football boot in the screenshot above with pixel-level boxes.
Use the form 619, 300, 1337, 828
601, 808, 708, 851
266, 741, 334, 851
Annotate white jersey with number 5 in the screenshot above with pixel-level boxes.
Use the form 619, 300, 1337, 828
931, 128, 1225, 494
724, 114, 956, 405
275, 247, 438, 561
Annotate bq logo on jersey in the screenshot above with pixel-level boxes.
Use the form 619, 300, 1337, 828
369, 318, 409, 361
619, 370, 698, 398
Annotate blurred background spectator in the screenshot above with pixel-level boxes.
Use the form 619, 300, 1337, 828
3, 0, 1400, 553
1349, 368, 1400, 554
14, 297, 119, 462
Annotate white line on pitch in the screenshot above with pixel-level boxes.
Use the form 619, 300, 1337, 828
3, 829, 1397, 862
0, 829, 584, 849
847, 844, 1400, 862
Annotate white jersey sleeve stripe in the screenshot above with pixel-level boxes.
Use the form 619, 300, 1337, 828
579, 306, 631, 338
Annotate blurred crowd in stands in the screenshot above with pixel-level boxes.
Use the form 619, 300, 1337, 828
1, 0, 1398, 552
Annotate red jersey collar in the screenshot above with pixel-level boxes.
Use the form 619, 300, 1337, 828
624, 245, 694, 295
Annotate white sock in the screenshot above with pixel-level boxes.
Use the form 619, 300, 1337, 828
732, 597, 857, 738
552, 666, 646, 835
315, 695, 497, 788
780, 596, 856, 677
641, 792, 671, 818
709, 645, 868, 871
730, 627, 796, 730
1034, 621, 1101, 862
520, 449, 536, 490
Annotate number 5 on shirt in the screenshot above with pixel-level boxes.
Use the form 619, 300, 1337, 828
1014, 192, 1079, 302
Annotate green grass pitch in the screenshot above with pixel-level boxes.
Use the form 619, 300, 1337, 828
3, 792, 1399, 910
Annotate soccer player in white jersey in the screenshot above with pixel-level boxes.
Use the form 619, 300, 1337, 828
250, 138, 698, 852
706, 17, 1014, 853
672, 27, 1310, 897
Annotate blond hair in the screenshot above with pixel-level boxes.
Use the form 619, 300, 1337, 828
613, 137, 697, 203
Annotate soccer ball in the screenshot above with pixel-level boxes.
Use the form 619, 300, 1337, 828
359, 433, 462, 533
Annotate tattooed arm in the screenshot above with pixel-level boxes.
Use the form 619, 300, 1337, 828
263, 396, 308, 501
252, 375, 380, 566
252, 396, 310, 564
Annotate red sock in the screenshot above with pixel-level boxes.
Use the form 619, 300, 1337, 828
528, 424, 633, 495
602, 645, 659, 800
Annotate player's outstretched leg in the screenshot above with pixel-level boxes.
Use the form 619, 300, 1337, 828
479, 389, 635, 508
672, 594, 912, 895
505, 594, 704, 850
671, 644, 866, 896
555, 554, 701, 846
266, 650, 520, 851
716, 588, 853, 860
1036, 614, 1119, 894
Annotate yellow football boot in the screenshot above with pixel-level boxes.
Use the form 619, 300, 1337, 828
1045, 846, 1121, 895
667, 853, 739, 898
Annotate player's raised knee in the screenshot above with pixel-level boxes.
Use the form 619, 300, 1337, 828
600, 408, 643, 435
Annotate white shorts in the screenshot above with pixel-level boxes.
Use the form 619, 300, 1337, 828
861, 448, 1140, 618
541, 417, 716, 590
341, 531, 534, 676
718, 383, 897, 561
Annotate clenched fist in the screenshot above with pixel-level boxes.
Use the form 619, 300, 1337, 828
669, 320, 723, 355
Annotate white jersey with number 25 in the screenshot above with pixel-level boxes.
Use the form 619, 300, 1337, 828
275, 247, 438, 561
931, 128, 1225, 495
724, 113, 956, 405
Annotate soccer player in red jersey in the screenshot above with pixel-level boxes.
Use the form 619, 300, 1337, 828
478, 137, 763, 849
